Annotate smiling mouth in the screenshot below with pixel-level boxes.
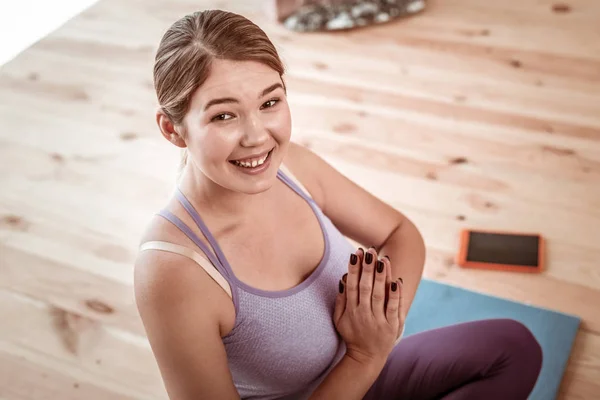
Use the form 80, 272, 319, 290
229, 148, 274, 168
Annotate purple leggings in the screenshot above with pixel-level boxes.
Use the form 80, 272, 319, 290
363, 318, 543, 400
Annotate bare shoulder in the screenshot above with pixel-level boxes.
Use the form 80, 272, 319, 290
134, 212, 231, 322
284, 141, 405, 250
133, 217, 239, 398
283, 141, 328, 208
134, 215, 226, 325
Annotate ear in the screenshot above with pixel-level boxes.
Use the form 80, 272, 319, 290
156, 107, 187, 149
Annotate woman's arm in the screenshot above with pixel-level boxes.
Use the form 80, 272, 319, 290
134, 249, 240, 400
377, 217, 425, 314
284, 141, 426, 314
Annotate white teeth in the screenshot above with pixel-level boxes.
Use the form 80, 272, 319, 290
233, 151, 269, 168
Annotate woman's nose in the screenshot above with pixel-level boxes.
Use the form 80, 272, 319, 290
241, 113, 269, 146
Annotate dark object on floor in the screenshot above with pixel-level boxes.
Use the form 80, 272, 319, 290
457, 229, 545, 273
283, 0, 426, 32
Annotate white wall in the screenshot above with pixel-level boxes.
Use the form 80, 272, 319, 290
0, 0, 98, 66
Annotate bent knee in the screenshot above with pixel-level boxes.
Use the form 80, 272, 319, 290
496, 319, 543, 372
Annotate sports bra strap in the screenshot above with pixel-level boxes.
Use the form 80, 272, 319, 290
139, 241, 232, 299
279, 163, 313, 201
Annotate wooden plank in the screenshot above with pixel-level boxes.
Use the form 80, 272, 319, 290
287, 107, 600, 182
0, 290, 166, 399
558, 328, 600, 399
0, 345, 137, 400
0, 242, 145, 337
302, 138, 600, 246
285, 77, 600, 142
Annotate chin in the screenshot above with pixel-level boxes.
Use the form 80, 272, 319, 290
239, 166, 280, 195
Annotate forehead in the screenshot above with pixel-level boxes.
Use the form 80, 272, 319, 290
193, 59, 281, 104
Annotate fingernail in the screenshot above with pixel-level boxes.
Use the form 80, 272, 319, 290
339, 280, 344, 293
342, 273, 348, 283
391, 282, 397, 292
350, 254, 358, 265
377, 260, 384, 273
365, 252, 373, 264
398, 277, 403, 284
384, 255, 391, 262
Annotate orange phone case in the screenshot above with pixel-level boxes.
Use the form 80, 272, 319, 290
456, 229, 545, 273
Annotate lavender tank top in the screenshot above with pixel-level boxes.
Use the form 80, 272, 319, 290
158, 169, 356, 399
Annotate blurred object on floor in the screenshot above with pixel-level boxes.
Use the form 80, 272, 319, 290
269, 0, 426, 32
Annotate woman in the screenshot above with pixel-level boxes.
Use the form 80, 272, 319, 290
134, 10, 543, 400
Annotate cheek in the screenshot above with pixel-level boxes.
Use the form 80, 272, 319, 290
265, 108, 292, 140
190, 129, 236, 161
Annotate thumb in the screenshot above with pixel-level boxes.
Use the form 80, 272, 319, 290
333, 278, 346, 326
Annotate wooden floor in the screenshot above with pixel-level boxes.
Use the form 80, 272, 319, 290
1, 0, 599, 398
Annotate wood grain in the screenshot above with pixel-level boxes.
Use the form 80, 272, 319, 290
0, 0, 598, 399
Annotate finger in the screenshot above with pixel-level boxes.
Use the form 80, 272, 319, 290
356, 247, 365, 282
386, 279, 401, 329
333, 279, 346, 326
372, 259, 387, 322
397, 277, 405, 326
357, 247, 365, 261
345, 250, 361, 311
359, 247, 377, 312
383, 256, 392, 307
383, 255, 392, 286
396, 279, 405, 339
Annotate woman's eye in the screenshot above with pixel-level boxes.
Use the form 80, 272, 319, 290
212, 113, 233, 122
261, 99, 279, 109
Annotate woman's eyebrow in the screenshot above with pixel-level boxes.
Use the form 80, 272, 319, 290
204, 83, 284, 111
204, 97, 238, 111
260, 83, 283, 98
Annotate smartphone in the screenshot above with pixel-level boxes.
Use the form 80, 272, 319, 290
457, 229, 545, 273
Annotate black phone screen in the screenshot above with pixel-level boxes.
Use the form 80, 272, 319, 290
466, 231, 540, 267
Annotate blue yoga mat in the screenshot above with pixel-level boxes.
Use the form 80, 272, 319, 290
404, 278, 581, 400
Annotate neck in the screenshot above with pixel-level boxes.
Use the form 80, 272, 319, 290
177, 162, 275, 223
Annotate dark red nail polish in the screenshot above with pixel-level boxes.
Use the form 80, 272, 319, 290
365, 252, 373, 264
377, 261, 384, 273
350, 254, 357, 265
398, 277, 403, 284
339, 280, 344, 293
391, 282, 397, 292
384, 255, 391, 262
342, 273, 348, 283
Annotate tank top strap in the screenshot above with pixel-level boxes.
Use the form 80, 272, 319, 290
139, 240, 233, 299
156, 208, 230, 280
174, 188, 238, 279
277, 163, 315, 204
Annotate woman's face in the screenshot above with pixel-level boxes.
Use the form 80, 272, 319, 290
180, 59, 292, 195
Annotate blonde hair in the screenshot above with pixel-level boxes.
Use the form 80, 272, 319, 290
153, 10, 286, 173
